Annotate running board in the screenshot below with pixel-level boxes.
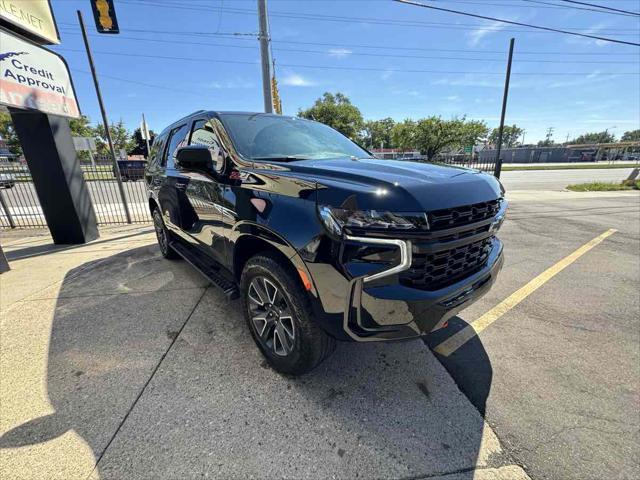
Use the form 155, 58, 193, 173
170, 241, 239, 300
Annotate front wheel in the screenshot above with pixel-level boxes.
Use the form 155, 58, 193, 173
240, 254, 335, 375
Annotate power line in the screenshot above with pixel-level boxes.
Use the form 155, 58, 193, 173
57, 27, 640, 57
71, 69, 204, 97
54, 30, 639, 63
556, 0, 640, 16
393, 0, 640, 46
116, 1, 640, 34
520, 0, 639, 17
57, 47, 640, 75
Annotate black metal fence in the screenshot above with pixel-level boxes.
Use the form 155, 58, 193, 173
0, 161, 152, 229
433, 153, 498, 174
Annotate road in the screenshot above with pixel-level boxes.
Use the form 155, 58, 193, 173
426, 191, 640, 479
499, 168, 635, 191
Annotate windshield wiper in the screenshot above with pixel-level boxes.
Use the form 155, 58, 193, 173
251, 156, 310, 162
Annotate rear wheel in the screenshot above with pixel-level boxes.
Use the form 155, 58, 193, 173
152, 208, 179, 259
240, 254, 335, 375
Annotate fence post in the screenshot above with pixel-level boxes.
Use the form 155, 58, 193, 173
0, 188, 15, 229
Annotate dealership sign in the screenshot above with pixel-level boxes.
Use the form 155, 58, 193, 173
0, 0, 59, 44
0, 29, 79, 118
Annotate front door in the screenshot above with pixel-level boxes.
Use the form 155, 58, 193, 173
182, 118, 227, 265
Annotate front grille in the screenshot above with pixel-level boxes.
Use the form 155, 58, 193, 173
428, 199, 501, 231
400, 237, 494, 291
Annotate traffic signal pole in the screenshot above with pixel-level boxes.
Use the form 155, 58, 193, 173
77, 10, 131, 223
257, 0, 274, 113
493, 38, 515, 179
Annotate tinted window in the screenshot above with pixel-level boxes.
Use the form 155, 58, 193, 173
148, 134, 167, 168
190, 119, 224, 169
219, 114, 369, 161
164, 124, 189, 167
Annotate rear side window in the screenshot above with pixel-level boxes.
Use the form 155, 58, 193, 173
148, 133, 167, 168
164, 124, 190, 167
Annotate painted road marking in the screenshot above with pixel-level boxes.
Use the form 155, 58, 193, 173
434, 229, 618, 357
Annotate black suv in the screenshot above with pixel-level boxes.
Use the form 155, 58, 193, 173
146, 111, 506, 375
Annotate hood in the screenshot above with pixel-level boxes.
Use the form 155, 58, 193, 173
275, 157, 503, 212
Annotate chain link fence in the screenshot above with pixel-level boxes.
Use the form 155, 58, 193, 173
0, 160, 152, 229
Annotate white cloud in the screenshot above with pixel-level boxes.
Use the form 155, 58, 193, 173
565, 22, 611, 47
445, 95, 461, 101
206, 78, 254, 89
328, 48, 352, 58
281, 73, 317, 87
467, 21, 507, 46
381, 70, 394, 81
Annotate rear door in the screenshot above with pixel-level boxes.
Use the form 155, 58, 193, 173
157, 123, 193, 240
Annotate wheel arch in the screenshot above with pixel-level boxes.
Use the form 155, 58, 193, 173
232, 228, 317, 297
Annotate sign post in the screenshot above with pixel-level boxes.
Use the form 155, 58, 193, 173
77, 10, 131, 224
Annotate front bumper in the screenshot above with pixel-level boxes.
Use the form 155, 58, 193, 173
305, 236, 504, 342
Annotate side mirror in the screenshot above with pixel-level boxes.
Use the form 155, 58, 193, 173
175, 146, 214, 173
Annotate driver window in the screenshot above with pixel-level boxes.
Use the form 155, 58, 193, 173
190, 119, 223, 170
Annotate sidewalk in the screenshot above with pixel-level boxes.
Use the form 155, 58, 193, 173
0, 226, 529, 480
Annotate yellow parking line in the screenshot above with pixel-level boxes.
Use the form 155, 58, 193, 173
434, 229, 618, 357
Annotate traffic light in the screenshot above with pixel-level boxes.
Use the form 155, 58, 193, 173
90, 0, 120, 34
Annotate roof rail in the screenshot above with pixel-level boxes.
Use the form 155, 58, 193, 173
172, 110, 206, 126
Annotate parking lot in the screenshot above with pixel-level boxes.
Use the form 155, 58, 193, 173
1, 187, 638, 479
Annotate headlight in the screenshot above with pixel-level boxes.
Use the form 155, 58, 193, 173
319, 205, 427, 236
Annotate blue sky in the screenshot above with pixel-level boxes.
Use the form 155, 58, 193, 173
49, 0, 640, 142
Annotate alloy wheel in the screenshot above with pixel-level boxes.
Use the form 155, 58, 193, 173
247, 276, 295, 356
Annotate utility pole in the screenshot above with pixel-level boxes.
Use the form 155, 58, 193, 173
493, 37, 515, 179
521, 129, 526, 146
78, 10, 131, 224
257, 0, 273, 113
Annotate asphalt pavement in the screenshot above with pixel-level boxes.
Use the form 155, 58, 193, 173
426, 191, 640, 480
1, 180, 639, 479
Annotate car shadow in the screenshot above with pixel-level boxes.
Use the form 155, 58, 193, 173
0, 245, 495, 479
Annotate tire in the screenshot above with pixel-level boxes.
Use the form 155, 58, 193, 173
152, 208, 179, 260
240, 254, 336, 375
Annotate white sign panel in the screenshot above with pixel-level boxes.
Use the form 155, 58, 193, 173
0, 29, 79, 118
0, 0, 59, 44
73, 136, 96, 152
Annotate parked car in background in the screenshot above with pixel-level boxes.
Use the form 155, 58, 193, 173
0, 173, 15, 188
146, 111, 507, 375
117, 159, 147, 181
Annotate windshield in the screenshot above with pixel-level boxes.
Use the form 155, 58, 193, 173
219, 113, 370, 161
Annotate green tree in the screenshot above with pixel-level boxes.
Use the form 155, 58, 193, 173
298, 92, 364, 141
68, 115, 95, 138
94, 119, 135, 156
363, 117, 396, 149
489, 124, 524, 148
0, 112, 21, 156
570, 131, 616, 145
621, 129, 640, 142
458, 119, 489, 150
391, 119, 418, 153
412, 117, 488, 160
131, 127, 156, 156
